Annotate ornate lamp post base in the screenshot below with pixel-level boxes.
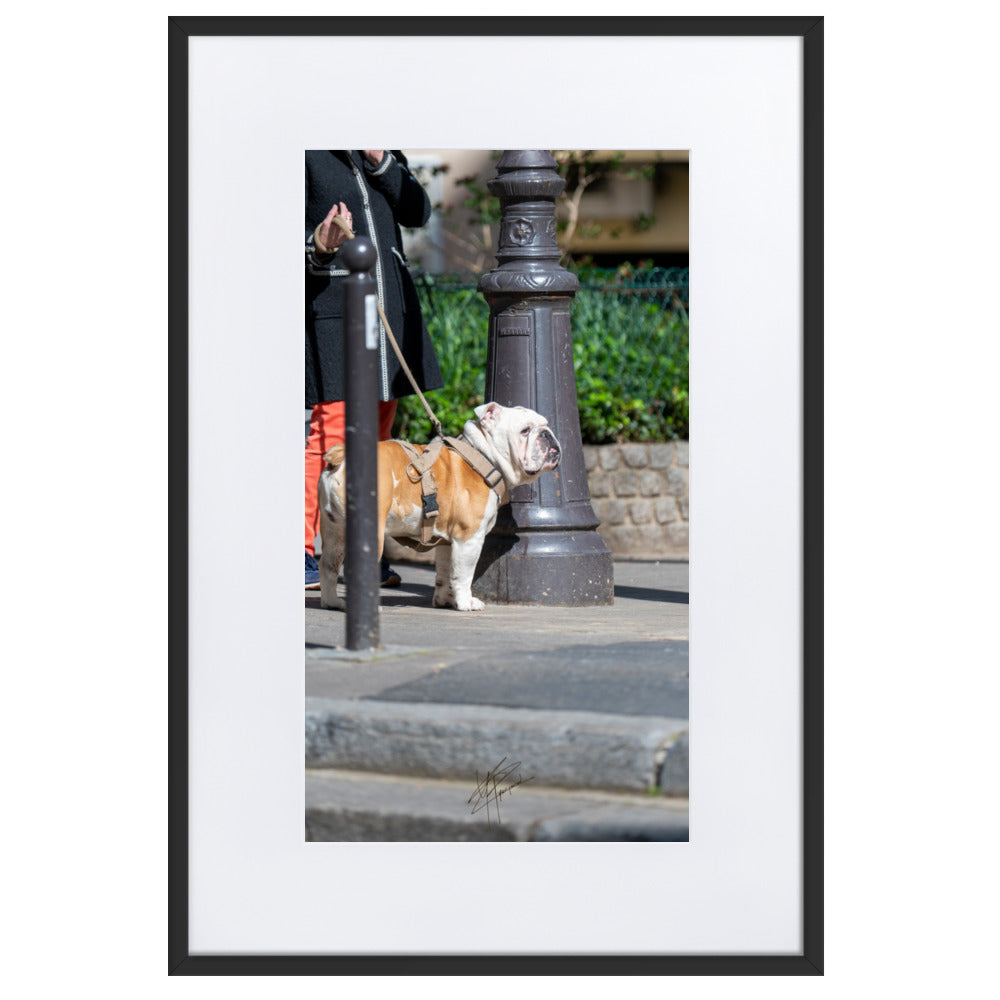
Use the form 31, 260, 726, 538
472, 150, 613, 607
474, 527, 614, 606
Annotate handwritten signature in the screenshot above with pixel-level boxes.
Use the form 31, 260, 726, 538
468, 757, 534, 828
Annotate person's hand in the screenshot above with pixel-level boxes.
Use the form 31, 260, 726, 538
315, 202, 354, 253
363, 150, 385, 167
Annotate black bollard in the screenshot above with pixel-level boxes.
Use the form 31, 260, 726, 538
473, 150, 614, 606
340, 236, 380, 649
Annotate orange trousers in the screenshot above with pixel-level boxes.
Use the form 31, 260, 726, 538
305, 399, 398, 555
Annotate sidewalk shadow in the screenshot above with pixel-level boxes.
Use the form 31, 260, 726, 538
379, 584, 435, 607
305, 584, 435, 611
613, 585, 688, 604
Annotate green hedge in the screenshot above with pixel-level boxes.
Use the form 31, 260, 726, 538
395, 266, 688, 444
394, 280, 491, 441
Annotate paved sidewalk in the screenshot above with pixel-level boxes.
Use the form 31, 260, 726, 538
305, 560, 688, 841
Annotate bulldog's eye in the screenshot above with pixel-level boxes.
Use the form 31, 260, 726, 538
520, 427, 531, 437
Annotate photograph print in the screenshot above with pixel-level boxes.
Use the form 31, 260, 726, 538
303, 148, 690, 843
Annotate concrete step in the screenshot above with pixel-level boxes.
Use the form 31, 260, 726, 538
305, 697, 688, 794
305, 768, 689, 842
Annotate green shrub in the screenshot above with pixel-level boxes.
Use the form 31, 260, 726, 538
395, 268, 688, 444
570, 272, 689, 442
394, 277, 489, 441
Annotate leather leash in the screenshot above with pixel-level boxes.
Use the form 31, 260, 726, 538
326, 214, 443, 438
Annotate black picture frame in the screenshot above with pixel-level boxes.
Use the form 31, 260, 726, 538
169, 15, 823, 975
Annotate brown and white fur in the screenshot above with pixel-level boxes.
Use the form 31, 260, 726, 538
317, 402, 561, 611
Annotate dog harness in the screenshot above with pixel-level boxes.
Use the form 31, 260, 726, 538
394, 435, 508, 550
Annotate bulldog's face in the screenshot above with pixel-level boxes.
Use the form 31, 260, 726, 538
474, 402, 562, 480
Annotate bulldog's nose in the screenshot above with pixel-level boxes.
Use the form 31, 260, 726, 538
539, 428, 561, 463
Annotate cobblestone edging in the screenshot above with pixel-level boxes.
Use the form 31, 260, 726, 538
583, 441, 689, 560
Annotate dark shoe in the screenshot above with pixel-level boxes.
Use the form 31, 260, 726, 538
305, 551, 320, 589
380, 556, 401, 588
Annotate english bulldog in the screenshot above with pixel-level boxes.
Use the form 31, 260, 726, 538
318, 402, 561, 611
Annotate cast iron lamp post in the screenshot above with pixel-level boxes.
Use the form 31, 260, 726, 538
473, 150, 614, 606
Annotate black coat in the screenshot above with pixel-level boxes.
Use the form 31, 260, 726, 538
305, 150, 443, 406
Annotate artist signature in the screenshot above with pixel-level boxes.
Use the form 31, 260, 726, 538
468, 757, 534, 828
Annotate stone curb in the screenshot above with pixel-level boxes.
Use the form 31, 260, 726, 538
305, 697, 688, 793
305, 769, 689, 842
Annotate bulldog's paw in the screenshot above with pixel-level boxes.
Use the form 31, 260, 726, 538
432, 590, 485, 611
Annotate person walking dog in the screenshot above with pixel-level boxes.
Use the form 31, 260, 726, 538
304, 149, 443, 588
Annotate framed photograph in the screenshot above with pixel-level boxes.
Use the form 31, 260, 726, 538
170, 16, 822, 973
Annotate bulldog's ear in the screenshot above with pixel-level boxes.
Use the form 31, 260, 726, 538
475, 402, 503, 429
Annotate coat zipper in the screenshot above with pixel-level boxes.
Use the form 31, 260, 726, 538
351, 158, 390, 400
